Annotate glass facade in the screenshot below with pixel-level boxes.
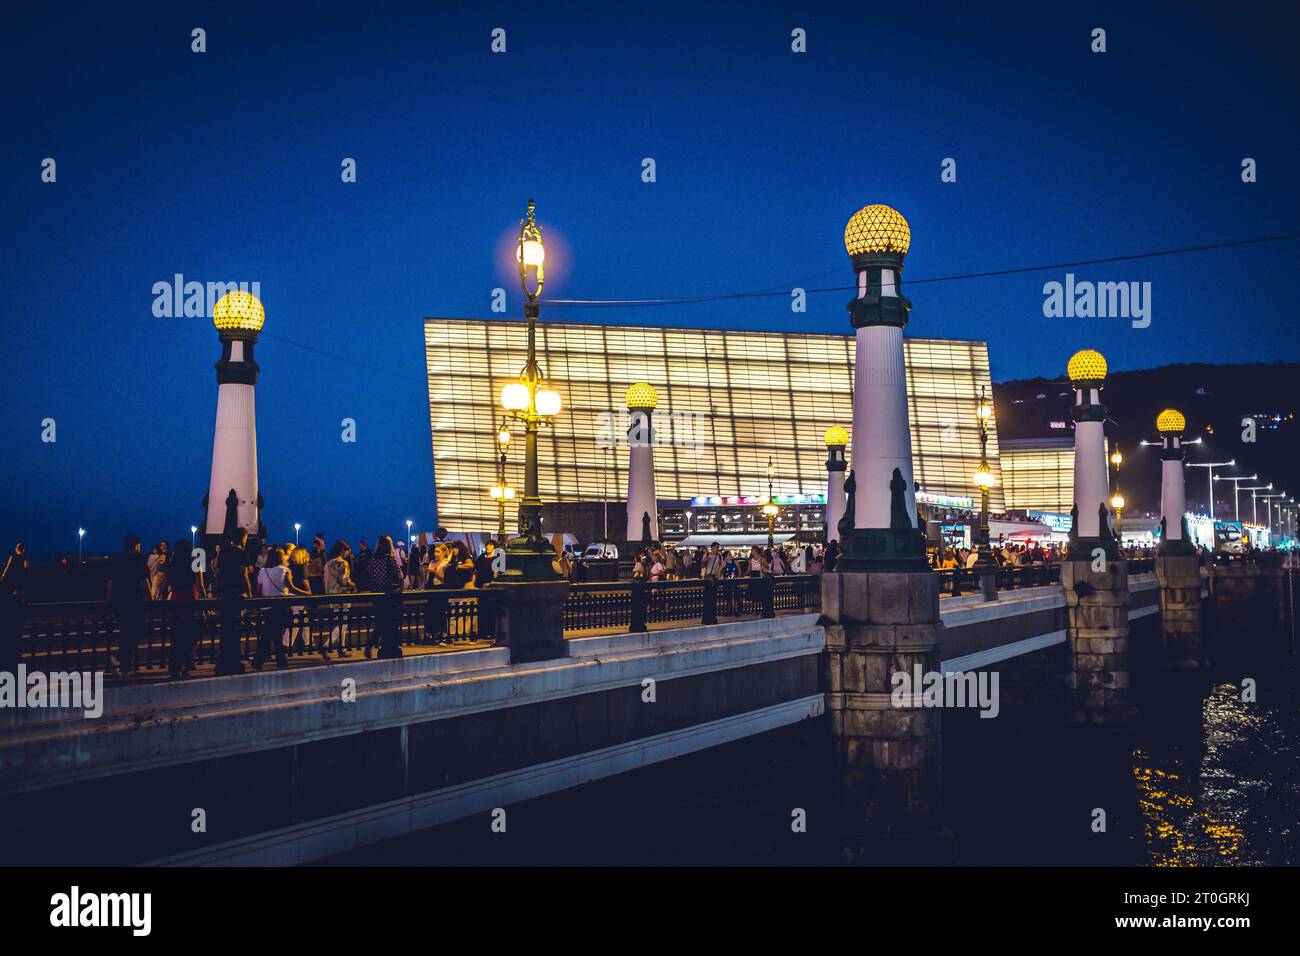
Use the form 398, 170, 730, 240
1000, 438, 1076, 513
425, 317, 1004, 531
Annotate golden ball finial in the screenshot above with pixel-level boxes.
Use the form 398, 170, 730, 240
625, 382, 658, 410
1067, 349, 1107, 383
824, 425, 849, 447
213, 290, 265, 333
844, 204, 911, 257
1156, 408, 1186, 434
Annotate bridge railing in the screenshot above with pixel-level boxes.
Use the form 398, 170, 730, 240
564, 575, 821, 632
15, 589, 494, 674
13, 575, 823, 675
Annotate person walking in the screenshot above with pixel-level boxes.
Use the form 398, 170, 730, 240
353, 539, 372, 591
322, 540, 356, 659
165, 537, 203, 678
286, 545, 312, 651
1, 543, 30, 593
147, 541, 169, 601
364, 535, 405, 658
307, 536, 326, 595
106, 535, 151, 675
253, 548, 307, 670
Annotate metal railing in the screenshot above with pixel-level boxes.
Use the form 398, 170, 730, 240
16, 589, 492, 675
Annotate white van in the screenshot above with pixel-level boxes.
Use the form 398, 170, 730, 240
583, 542, 619, 560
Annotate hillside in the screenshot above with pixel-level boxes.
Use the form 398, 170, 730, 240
992, 363, 1299, 518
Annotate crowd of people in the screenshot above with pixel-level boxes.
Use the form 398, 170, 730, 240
625, 541, 841, 580
90, 529, 508, 679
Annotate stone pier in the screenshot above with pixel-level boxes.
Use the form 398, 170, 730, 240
1061, 559, 1131, 723
821, 570, 943, 854
1155, 555, 1203, 668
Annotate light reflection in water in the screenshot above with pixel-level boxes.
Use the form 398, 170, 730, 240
1132, 682, 1293, 866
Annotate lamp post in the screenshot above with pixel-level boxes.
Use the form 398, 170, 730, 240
762, 456, 778, 549
77, 528, 84, 564
500, 199, 563, 580
492, 422, 513, 541
190, 525, 197, 550
1215, 474, 1258, 521
1259, 493, 1286, 537
972, 387, 997, 572
1241, 484, 1272, 526
294, 522, 301, 547
1110, 491, 1125, 541
1185, 458, 1234, 520
405, 519, 413, 545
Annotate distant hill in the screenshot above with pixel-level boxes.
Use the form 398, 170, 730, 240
993, 363, 1299, 518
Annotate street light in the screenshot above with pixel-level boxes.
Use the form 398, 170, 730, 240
1110, 491, 1125, 539
500, 198, 563, 580
1215, 474, 1258, 522
1259, 493, 1286, 536
406, 519, 413, 544
294, 522, 301, 546
1185, 458, 1235, 520
77, 528, 84, 564
972, 386, 997, 576
1241, 484, 1273, 526
190, 525, 198, 550
492, 422, 513, 541
762, 456, 778, 549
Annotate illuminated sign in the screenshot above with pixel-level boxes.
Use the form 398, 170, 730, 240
916, 491, 973, 510
1027, 509, 1072, 532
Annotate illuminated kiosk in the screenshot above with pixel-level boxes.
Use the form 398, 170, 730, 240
1060, 349, 1132, 723
1153, 408, 1203, 668
625, 382, 660, 545
821, 204, 944, 858
823, 426, 848, 544
204, 290, 266, 545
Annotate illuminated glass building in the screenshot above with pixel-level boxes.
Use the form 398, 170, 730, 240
999, 437, 1075, 513
425, 317, 1004, 535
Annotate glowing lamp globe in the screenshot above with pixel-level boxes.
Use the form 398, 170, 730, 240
824, 425, 849, 447
1156, 408, 1187, 434
516, 237, 546, 269
844, 204, 911, 257
501, 382, 530, 412
212, 290, 265, 334
1066, 349, 1108, 383
973, 465, 996, 490
536, 388, 562, 417
625, 382, 659, 410
1111, 492, 1125, 510
762, 502, 779, 517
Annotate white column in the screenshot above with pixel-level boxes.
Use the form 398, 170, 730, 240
1073, 415, 1109, 538
205, 379, 259, 535
826, 469, 846, 542
1160, 458, 1186, 540
625, 411, 658, 542
851, 323, 916, 528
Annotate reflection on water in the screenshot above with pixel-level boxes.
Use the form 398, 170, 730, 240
1133, 681, 1297, 866
328, 624, 1299, 866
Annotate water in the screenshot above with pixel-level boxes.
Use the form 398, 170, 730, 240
327, 622, 1300, 866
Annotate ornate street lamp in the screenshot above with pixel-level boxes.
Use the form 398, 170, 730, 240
972, 387, 997, 573
761, 456, 779, 549
500, 199, 563, 580
491, 422, 514, 541
1110, 491, 1125, 540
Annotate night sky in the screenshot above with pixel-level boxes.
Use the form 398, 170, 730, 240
4, 1, 1297, 556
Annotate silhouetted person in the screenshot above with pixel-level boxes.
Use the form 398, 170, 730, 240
106, 534, 150, 674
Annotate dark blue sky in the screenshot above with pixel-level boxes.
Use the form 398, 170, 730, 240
4, 1, 1297, 555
